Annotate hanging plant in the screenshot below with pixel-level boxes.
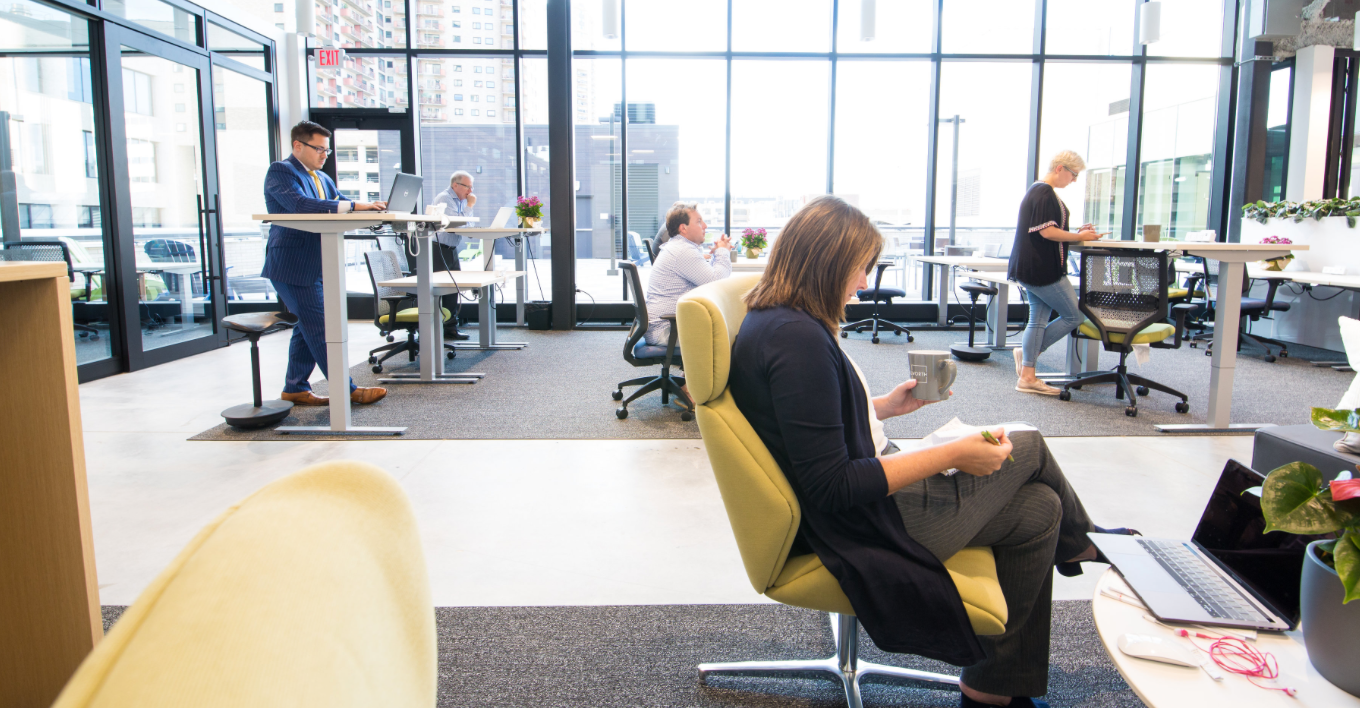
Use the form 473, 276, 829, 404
1242, 197, 1360, 228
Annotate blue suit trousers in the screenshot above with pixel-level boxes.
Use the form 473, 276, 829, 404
272, 278, 356, 394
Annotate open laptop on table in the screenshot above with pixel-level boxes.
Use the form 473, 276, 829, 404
1092, 459, 1332, 632
379, 173, 422, 215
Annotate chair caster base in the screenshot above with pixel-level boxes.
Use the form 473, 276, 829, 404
372, 365, 383, 373
1136, 386, 1149, 396
1175, 401, 1190, 413
612, 390, 623, 401
616, 407, 628, 419
222, 400, 293, 429
1263, 355, 1276, 363
1126, 406, 1138, 417
681, 411, 693, 422
950, 345, 991, 362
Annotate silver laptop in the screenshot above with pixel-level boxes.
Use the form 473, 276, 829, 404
489, 206, 514, 228
382, 173, 423, 214
1092, 460, 1329, 632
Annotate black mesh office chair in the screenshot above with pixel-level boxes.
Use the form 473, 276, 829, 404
613, 261, 692, 421
363, 249, 454, 373
1183, 257, 1291, 362
642, 238, 658, 265
841, 262, 913, 344
1059, 248, 1192, 418
143, 238, 203, 297
0, 240, 100, 340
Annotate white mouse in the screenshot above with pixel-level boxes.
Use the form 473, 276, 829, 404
1117, 633, 1201, 667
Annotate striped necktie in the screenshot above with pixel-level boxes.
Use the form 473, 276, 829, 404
308, 170, 326, 200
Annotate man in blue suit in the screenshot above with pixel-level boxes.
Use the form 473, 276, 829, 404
263, 121, 389, 406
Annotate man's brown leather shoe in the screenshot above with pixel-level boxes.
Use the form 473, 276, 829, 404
351, 386, 387, 404
280, 390, 329, 406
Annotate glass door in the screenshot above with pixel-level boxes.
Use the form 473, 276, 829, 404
310, 111, 416, 296
104, 24, 226, 367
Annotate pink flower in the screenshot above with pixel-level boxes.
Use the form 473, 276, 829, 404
1332, 478, 1360, 502
1261, 235, 1293, 245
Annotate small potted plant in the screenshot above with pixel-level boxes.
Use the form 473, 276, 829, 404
740, 228, 767, 259
1260, 411, 1360, 695
1258, 235, 1295, 271
515, 195, 544, 229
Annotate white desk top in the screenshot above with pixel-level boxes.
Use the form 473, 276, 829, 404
253, 212, 445, 223
378, 270, 524, 291
732, 258, 768, 272
915, 255, 1010, 269
443, 227, 547, 234
1075, 240, 1309, 253
1092, 570, 1358, 708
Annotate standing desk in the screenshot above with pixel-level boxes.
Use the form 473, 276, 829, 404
914, 255, 1010, 326
1071, 240, 1305, 433
442, 226, 545, 326
377, 270, 526, 368
252, 212, 445, 435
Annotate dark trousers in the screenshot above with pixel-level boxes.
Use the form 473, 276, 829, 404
271, 278, 355, 394
892, 429, 1093, 698
432, 240, 462, 331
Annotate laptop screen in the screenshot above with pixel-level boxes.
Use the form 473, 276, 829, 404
1192, 459, 1334, 625
995, 237, 1014, 260
386, 173, 423, 214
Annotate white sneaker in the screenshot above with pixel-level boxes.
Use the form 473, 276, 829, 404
1013, 348, 1024, 377
1336, 432, 1360, 455
1016, 379, 1061, 396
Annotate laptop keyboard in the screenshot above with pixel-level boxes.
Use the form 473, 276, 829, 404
1138, 539, 1269, 623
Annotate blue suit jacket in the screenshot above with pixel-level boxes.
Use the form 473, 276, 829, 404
261, 155, 352, 286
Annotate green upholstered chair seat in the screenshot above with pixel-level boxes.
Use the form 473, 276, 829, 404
1078, 319, 1174, 345
1167, 286, 1189, 299
378, 307, 451, 326
767, 549, 1008, 636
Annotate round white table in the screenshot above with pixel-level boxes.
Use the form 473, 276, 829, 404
1091, 569, 1360, 708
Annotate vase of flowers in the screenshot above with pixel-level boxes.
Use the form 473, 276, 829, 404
1260, 412, 1360, 695
741, 227, 768, 259
1259, 235, 1295, 271
516, 195, 544, 229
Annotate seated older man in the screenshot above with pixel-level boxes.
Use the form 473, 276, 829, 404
644, 203, 733, 346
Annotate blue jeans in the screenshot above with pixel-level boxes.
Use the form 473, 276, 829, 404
271, 278, 357, 394
1018, 277, 1082, 369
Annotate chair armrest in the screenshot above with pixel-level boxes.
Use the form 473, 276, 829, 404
661, 314, 679, 368
1153, 303, 1196, 349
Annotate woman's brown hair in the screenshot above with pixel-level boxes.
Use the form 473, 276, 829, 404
744, 196, 882, 333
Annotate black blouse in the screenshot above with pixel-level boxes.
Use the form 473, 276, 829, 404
729, 306, 986, 665
1006, 181, 1070, 287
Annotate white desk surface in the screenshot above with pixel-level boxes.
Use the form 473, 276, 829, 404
378, 270, 524, 291
252, 212, 445, 223
1272, 271, 1360, 289
915, 255, 1010, 269
1092, 570, 1358, 708
442, 227, 547, 234
732, 257, 768, 272
1075, 240, 1310, 253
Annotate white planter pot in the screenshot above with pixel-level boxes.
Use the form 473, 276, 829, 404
1238, 217, 1359, 352
1240, 217, 1360, 274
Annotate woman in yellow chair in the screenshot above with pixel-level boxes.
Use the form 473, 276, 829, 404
729, 196, 1131, 708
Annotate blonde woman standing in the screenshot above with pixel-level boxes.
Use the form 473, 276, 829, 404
1008, 151, 1105, 395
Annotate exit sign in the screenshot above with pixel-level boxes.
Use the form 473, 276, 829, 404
317, 48, 343, 67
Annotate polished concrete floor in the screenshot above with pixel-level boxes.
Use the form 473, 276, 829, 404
80, 323, 1253, 607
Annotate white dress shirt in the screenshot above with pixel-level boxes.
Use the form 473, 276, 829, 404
432, 188, 469, 248
643, 237, 731, 345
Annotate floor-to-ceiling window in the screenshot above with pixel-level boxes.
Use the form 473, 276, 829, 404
305, 0, 1235, 317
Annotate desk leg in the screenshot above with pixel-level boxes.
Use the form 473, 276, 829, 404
482, 236, 495, 270
378, 234, 480, 384
987, 283, 1015, 349
454, 281, 526, 350
936, 265, 949, 326
278, 231, 404, 435
1156, 259, 1260, 434
176, 274, 193, 329
516, 236, 526, 326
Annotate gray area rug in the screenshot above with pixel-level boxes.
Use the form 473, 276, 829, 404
103, 600, 1138, 707
190, 326, 1351, 441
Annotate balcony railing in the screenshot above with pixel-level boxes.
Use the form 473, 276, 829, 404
416, 4, 443, 16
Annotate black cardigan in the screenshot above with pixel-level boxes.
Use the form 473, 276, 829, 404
729, 307, 986, 665
1007, 181, 1071, 287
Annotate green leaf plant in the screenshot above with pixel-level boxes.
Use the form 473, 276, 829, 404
1242, 197, 1360, 227
1259, 459, 1360, 604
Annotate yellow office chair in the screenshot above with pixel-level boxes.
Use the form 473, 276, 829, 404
676, 276, 1007, 708
51, 461, 436, 708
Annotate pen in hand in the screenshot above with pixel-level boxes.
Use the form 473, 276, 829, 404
980, 430, 1015, 462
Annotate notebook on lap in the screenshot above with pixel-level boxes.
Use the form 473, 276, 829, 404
1091, 459, 1331, 631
